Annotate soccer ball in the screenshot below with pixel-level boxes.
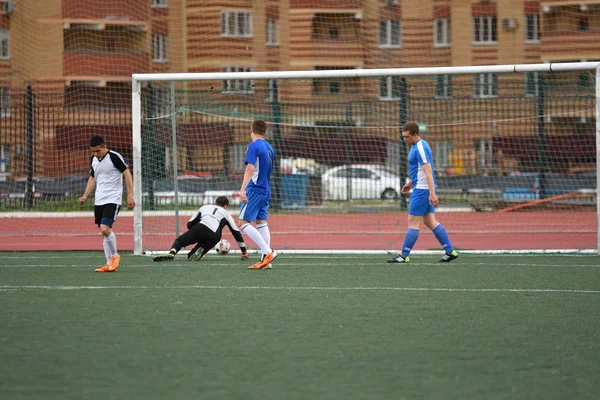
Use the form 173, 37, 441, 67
215, 239, 231, 255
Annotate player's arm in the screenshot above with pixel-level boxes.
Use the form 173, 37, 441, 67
401, 179, 412, 195
79, 176, 96, 204
187, 209, 202, 230
239, 163, 255, 204
122, 169, 135, 209
422, 163, 439, 207
225, 215, 250, 260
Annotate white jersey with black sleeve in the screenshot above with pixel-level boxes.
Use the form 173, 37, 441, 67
90, 150, 129, 205
187, 205, 246, 248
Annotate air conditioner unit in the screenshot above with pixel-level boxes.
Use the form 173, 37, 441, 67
2, 0, 15, 15
385, 0, 399, 6
501, 18, 517, 31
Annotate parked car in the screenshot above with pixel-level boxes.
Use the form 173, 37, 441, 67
321, 164, 402, 201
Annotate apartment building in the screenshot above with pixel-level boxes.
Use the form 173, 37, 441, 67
0, 0, 597, 177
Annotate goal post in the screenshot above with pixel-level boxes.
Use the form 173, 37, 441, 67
132, 62, 600, 255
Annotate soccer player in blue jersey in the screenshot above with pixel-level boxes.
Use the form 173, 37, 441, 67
388, 122, 458, 263
238, 120, 278, 270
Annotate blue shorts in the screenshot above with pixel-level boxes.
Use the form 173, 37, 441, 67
238, 190, 270, 222
409, 189, 435, 216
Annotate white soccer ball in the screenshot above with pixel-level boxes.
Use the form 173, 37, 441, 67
215, 239, 231, 255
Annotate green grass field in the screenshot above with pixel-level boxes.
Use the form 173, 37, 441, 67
1, 252, 599, 400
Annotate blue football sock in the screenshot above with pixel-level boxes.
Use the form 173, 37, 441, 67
432, 224, 454, 254
401, 228, 420, 257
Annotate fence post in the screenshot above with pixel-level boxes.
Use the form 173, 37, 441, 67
270, 80, 282, 211
25, 85, 34, 209
537, 74, 547, 199
398, 77, 408, 209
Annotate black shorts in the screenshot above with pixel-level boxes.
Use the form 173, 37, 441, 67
178, 224, 220, 254
94, 203, 121, 228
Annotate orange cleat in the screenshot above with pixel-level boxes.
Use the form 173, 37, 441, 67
248, 251, 277, 269
95, 264, 111, 273
108, 255, 121, 272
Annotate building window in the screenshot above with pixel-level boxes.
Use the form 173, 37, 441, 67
378, 19, 401, 48
525, 72, 539, 97
221, 66, 254, 93
578, 16, 589, 32
434, 18, 451, 47
0, 30, 9, 59
221, 11, 253, 38
379, 76, 401, 100
473, 73, 498, 98
152, 34, 168, 62
472, 16, 497, 44
0, 86, 9, 117
266, 19, 278, 46
0, 144, 10, 174
525, 14, 539, 43
435, 75, 452, 99
434, 140, 452, 171
266, 79, 277, 102
151, 0, 167, 7
152, 87, 171, 117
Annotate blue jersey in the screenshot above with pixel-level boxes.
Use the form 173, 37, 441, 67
408, 138, 436, 191
244, 139, 274, 195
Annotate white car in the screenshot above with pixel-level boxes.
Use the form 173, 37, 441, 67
321, 164, 403, 201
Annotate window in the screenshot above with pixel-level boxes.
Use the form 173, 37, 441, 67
434, 18, 451, 47
0, 145, 10, 174
472, 16, 497, 44
152, 87, 171, 117
266, 19, 278, 46
0, 30, 9, 59
434, 140, 452, 170
221, 66, 254, 93
378, 19, 401, 48
329, 27, 340, 40
151, 0, 167, 7
152, 34, 168, 62
0, 86, 9, 117
435, 75, 452, 99
578, 16, 589, 32
221, 11, 253, 38
473, 73, 498, 98
525, 14, 539, 43
266, 79, 277, 102
379, 76, 402, 100
525, 72, 539, 97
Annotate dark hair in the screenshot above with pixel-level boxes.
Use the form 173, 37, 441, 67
215, 196, 229, 207
90, 136, 106, 147
252, 120, 267, 135
402, 122, 420, 135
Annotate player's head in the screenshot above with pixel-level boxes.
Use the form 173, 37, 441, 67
215, 196, 229, 208
251, 120, 267, 137
402, 122, 420, 145
89, 136, 108, 158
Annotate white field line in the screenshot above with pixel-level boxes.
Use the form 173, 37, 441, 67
1, 285, 599, 294
1, 261, 599, 268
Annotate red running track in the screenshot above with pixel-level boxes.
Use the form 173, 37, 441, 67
0, 211, 596, 251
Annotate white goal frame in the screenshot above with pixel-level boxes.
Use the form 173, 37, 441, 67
132, 62, 600, 256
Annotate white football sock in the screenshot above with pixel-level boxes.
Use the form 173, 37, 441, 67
103, 237, 111, 264
241, 224, 271, 255
256, 223, 271, 248
106, 231, 118, 257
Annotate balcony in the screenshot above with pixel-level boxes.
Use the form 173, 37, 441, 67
63, 52, 150, 78
540, 31, 600, 60
62, 0, 149, 21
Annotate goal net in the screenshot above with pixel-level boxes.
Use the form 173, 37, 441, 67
132, 63, 599, 255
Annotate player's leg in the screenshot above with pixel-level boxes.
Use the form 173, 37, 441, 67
424, 213, 458, 262
387, 189, 429, 263
254, 198, 276, 269
153, 228, 197, 262
94, 205, 111, 272
239, 191, 273, 269
188, 226, 219, 261
101, 204, 121, 271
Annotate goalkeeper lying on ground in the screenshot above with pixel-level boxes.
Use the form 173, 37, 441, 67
153, 195, 250, 262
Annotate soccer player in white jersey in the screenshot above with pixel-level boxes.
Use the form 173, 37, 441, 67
79, 136, 135, 272
388, 122, 458, 263
152, 196, 250, 262
238, 120, 278, 270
